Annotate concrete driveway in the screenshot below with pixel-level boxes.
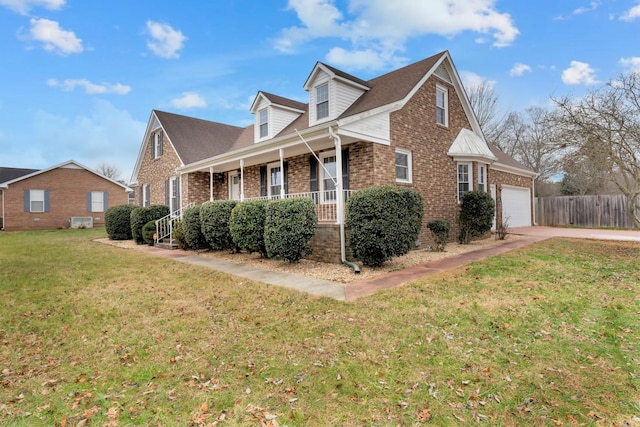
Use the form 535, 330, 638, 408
509, 226, 640, 242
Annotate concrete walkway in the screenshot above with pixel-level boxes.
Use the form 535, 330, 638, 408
137, 226, 640, 301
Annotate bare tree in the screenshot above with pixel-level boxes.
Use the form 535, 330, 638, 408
553, 71, 640, 227
466, 80, 505, 147
96, 162, 122, 181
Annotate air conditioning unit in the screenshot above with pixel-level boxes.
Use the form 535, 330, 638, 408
70, 216, 93, 229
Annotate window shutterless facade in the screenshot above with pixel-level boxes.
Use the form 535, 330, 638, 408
316, 83, 329, 120
395, 148, 412, 183
457, 162, 471, 201
259, 108, 268, 138
477, 164, 487, 192
436, 85, 448, 126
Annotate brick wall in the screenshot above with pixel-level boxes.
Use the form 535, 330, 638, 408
134, 129, 182, 206
490, 169, 534, 226
2, 166, 130, 231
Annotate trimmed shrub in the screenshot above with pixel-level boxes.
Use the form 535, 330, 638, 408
427, 219, 450, 252
130, 205, 170, 245
265, 198, 317, 262
105, 204, 136, 240
230, 199, 269, 257
142, 220, 156, 245
182, 205, 209, 250
201, 200, 238, 251
458, 191, 495, 244
346, 185, 423, 267
171, 220, 189, 250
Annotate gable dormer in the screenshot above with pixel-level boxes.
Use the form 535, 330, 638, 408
250, 92, 306, 143
303, 63, 370, 127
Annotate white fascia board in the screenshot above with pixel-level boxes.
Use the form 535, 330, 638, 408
338, 102, 401, 125
492, 162, 539, 178
337, 128, 390, 146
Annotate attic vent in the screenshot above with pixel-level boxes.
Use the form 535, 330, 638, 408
434, 64, 452, 83
70, 216, 93, 229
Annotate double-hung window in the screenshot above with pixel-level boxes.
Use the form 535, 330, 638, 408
316, 83, 329, 120
321, 152, 337, 203
457, 163, 471, 201
88, 191, 107, 212
28, 189, 45, 212
477, 164, 487, 192
259, 109, 269, 138
395, 149, 412, 183
436, 85, 448, 126
143, 184, 150, 207
170, 177, 179, 212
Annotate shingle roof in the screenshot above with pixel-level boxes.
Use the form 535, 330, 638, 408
339, 51, 446, 119
260, 92, 307, 112
154, 110, 245, 165
0, 167, 39, 184
489, 144, 535, 173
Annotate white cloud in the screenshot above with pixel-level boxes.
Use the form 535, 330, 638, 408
0, 0, 64, 15
561, 61, 598, 85
1, 100, 145, 181
47, 78, 131, 95
620, 57, 640, 73
146, 20, 187, 59
573, 1, 599, 15
460, 71, 496, 92
28, 18, 82, 54
170, 92, 207, 109
276, 0, 519, 70
620, 2, 640, 21
510, 63, 532, 77
325, 47, 407, 71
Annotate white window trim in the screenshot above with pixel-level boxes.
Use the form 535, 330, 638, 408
457, 162, 472, 202
436, 84, 448, 127
320, 150, 337, 204
316, 83, 329, 121
30, 189, 45, 213
395, 148, 413, 184
259, 108, 269, 139
169, 176, 179, 212
267, 162, 282, 199
477, 164, 487, 192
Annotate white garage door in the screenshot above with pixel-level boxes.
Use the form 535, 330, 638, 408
501, 186, 531, 227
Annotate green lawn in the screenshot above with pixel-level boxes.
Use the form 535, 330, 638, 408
0, 228, 638, 426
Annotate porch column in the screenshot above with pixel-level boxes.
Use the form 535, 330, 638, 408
240, 159, 245, 201
209, 166, 214, 202
279, 148, 285, 198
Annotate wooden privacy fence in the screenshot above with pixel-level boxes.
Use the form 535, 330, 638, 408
535, 195, 639, 229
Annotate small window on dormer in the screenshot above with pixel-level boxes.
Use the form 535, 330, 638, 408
259, 109, 269, 138
316, 83, 329, 120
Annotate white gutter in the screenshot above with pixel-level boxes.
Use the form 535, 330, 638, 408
328, 126, 360, 274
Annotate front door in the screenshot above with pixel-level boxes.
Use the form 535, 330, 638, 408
229, 173, 241, 201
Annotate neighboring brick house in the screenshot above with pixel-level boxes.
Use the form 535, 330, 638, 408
131, 51, 536, 262
0, 160, 132, 231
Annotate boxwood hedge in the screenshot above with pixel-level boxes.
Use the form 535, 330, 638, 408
230, 199, 269, 257
182, 205, 209, 250
130, 205, 170, 245
264, 198, 317, 262
346, 185, 423, 267
200, 200, 238, 251
458, 190, 495, 244
105, 204, 136, 240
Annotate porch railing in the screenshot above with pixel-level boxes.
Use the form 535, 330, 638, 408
246, 190, 356, 222
155, 202, 194, 246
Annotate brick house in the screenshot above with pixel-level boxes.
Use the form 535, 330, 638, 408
131, 51, 536, 262
0, 160, 132, 231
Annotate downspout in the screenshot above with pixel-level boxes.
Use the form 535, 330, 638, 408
328, 126, 360, 274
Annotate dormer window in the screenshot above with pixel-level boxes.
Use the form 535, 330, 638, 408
259, 109, 269, 138
316, 83, 329, 120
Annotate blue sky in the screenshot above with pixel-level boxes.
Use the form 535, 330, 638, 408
1, 0, 639, 182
